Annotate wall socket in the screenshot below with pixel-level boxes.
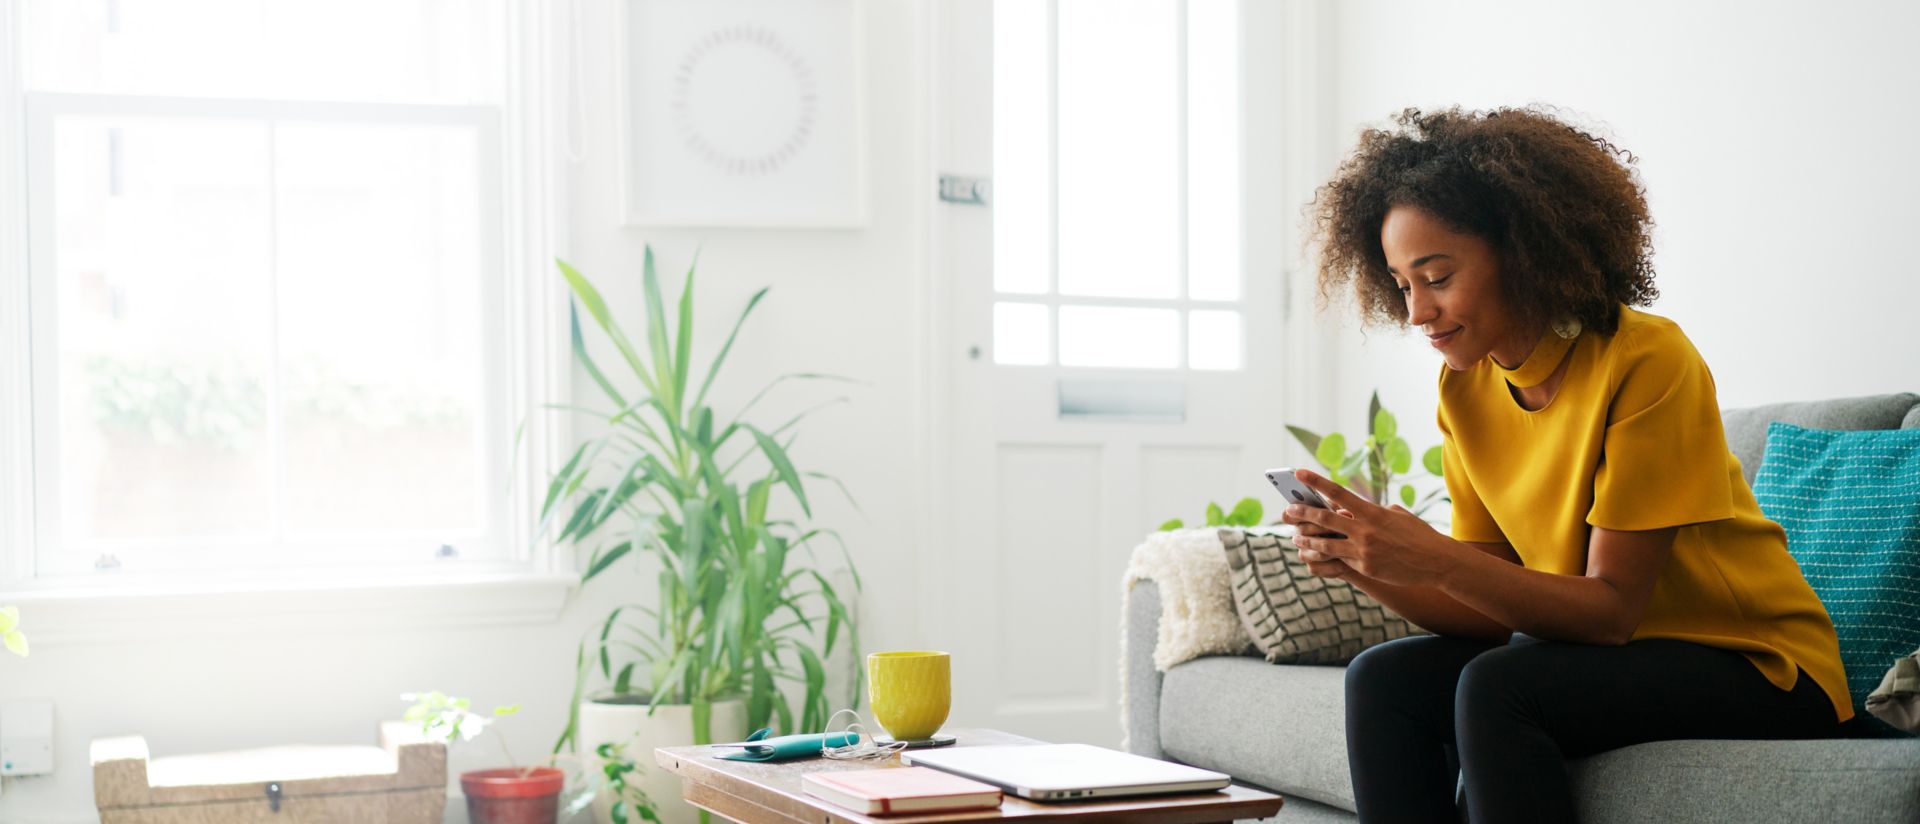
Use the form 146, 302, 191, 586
0, 700, 54, 776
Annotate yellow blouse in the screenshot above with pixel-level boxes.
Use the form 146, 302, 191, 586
1437, 306, 1852, 723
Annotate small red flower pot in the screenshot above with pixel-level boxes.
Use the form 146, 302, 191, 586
461, 767, 565, 824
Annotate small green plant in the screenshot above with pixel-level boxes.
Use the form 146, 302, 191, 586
1286, 390, 1447, 517
402, 691, 532, 772
1, 606, 26, 658
1158, 498, 1263, 531
592, 741, 662, 824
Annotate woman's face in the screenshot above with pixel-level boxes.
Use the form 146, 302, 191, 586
1379, 205, 1535, 371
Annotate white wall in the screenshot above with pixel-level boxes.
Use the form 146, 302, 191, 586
0, 1, 932, 820
1313, 0, 1920, 454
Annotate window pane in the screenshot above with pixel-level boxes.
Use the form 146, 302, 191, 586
994, 303, 1051, 365
1056, 0, 1179, 299
1189, 310, 1242, 371
23, 0, 504, 104
992, 0, 1050, 296
1186, 0, 1241, 301
1059, 305, 1178, 369
275, 123, 488, 535
52, 116, 275, 542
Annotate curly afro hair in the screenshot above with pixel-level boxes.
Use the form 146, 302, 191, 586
1307, 106, 1656, 336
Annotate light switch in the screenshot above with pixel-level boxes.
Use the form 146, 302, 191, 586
0, 699, 54, 776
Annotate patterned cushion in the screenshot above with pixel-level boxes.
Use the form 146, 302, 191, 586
1752, 422, 1920, 729
1219, 528, 1426, 664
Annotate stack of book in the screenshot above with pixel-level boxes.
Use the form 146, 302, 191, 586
801, 766, 1004, 816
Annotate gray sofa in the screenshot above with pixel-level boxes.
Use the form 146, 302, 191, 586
1123, 393, 1920, 823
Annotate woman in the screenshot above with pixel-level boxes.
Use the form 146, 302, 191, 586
1283, 106, 1850, 823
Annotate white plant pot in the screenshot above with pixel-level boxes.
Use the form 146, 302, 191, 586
578, 695, 748, 824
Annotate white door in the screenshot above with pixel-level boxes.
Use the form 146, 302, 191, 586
922, 0, 1324, 746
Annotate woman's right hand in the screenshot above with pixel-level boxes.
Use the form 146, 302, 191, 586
1285, 507, 1359, 581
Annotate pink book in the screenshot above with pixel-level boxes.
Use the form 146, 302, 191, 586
802, 766, 1004, 815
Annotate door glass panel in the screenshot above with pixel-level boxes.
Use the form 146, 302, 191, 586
992, 0, 1050, 296
1055, 0, 1178, 299
1186, 0, 1240, 301
1059, 305, 1177, 369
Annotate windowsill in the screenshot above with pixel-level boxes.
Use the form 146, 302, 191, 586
0, 566, 580, 646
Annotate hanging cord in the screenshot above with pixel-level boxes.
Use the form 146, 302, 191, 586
818, 709, 909, 761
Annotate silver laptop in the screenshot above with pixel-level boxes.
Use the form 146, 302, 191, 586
901, 743, 1231, 801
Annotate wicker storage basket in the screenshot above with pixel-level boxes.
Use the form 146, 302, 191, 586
90, 720, 446, 823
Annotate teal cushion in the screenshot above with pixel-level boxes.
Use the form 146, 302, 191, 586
1752, 422, 1920, 726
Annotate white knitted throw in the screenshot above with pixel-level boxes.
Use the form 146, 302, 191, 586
1123, 527, 1254, 670
1118, 527, 1255, 748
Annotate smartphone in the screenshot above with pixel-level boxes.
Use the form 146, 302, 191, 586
1264, 467, 1335, 510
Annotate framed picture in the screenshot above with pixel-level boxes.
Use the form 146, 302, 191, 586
619, 0, 868, 228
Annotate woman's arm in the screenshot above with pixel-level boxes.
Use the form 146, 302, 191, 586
1437, 525, 1676, 646
1284, 470, 1680, 646
1299, 533, 1517, 642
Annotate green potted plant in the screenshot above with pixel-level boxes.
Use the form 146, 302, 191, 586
1286, 390, 1448, 518
541, 250, 862, 824
403, 691, 563, 824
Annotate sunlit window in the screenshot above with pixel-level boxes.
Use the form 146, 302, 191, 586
20, 0, 509, 573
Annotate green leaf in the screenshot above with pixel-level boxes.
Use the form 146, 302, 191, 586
558, 489, 607, 543
1373, 407, 1397, 443
745, 479, 770, 529
639, 247, 680, 418
538, 441, 592, 528
1386, 437, 1412, 475
1204, 502, 1225, 526
1285, 424, 1323, 457
674, 252, 698, 415
1227, 497, 1263, 526
1315, 433, 1347, 472
1423, 445, 1445, 477
583, 541, 633, 582
1158, 518, 1184, 531
1400, 484, 1417, 508
1337, 448, 1368, 480
795, 644, 828, 733
493, 705, 522, 716
745, 424, 810, 518
1368, 391, 1383, 436
614, 662, 636, 695
691, 287, 770, 414
557, 259, 657, 397
570, 301, 628, 409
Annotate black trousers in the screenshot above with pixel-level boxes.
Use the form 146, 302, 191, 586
1344, 633, 1841, 824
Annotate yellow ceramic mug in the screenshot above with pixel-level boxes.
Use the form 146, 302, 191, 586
867, 651, 951, 741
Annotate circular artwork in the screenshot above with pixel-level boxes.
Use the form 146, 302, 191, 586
669, 24, 818, 177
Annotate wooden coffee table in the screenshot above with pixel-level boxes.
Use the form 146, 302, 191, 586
655, 728, 1284, 823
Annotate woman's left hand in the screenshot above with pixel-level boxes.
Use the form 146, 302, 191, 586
1278, 469, 1464, 588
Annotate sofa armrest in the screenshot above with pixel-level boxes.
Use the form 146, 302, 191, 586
1124, 579, 1166, 758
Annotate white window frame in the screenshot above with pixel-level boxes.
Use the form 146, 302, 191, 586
0, 0, 577, 628
989, 0, 1247, 373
